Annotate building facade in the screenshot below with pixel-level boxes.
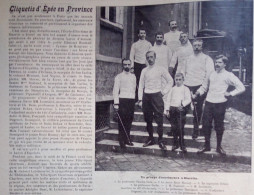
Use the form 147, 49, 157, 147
95, 1, 253, 132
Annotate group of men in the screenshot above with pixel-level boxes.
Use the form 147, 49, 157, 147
113, 20, 245, 155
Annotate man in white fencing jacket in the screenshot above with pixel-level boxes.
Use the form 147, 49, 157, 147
183, 38, 214, 139
194, 55, 245, 155
169, 32, 193, 76
113, 59, 136, 148
130, 28, 152, 101
138, 51, 173, 150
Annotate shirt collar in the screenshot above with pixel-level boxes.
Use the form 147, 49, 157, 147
123, 71, 130, 75
176, 84, 184, 88
194, 52, 204, 57
216, 68, 226, 74
138, 39, 146, 42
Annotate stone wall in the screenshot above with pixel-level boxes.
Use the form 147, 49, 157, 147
96, 60, 121, 101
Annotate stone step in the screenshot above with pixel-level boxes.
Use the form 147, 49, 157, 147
110, 121, 204, 136
134, 107, 194, 114
104, 129, 204, 148
132, 111, 230, 124
96, 139, 251, 165
133, 111, 195, 124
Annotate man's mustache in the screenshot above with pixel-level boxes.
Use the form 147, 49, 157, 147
124, 67, 130, 72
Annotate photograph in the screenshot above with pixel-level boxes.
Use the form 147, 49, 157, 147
95, 0, 253, 172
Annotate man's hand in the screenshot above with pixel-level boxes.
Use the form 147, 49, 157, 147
165, 110, 170, 118
224, 92, 231, 98
138, 100, 142, 109
113, 104, 119, 111
190, 102, 194, 111
192, 91, 200, 100
178, 106, 184, 112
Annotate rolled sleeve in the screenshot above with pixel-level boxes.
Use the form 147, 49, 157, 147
165, 89, 172, 111
138, 69, 145, 100
161, 71, 173, 95
169, 52, 177, 69
113, 76, 120, 104
182, 87, 192, 107
129, 43, 135, 67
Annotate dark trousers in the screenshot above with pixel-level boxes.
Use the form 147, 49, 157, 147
142, 92, 164, 142
186, 85, 206, 131
202, 101, 227, 147
169, 107, 186, 147
134, 62, 146, 101
118, 98, 135, 145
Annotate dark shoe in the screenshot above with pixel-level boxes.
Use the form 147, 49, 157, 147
216, 146, 226, 156
181, 146, 187, 153
158, 142, 167, 150
197, 145, 211, 154
125, 142, 134, 146
143, 139, 155, 147
167, 131, 173, 136
171, 145, 179, 151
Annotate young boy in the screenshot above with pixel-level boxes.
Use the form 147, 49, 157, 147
165, 73, 191, 152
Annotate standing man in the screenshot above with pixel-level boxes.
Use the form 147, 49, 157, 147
194, 55, 245, 155
169, 32, 193, 76
150, 32, 173, 71
138, 51, 173, 150
130, 28, 152, 101
183, 39, 214, 139
150, 32, 173, 105
113, 59, 136, 149
164, 20, 183, 53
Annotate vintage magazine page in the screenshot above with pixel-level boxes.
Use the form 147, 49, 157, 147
0, 0, 253, 194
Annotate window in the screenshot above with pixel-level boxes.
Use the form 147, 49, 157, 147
109, 7, 116, 23
100, 7, 124, 28
101, 7, 106, 19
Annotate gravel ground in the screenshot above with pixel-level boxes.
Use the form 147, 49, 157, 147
95, 151, 251, 172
